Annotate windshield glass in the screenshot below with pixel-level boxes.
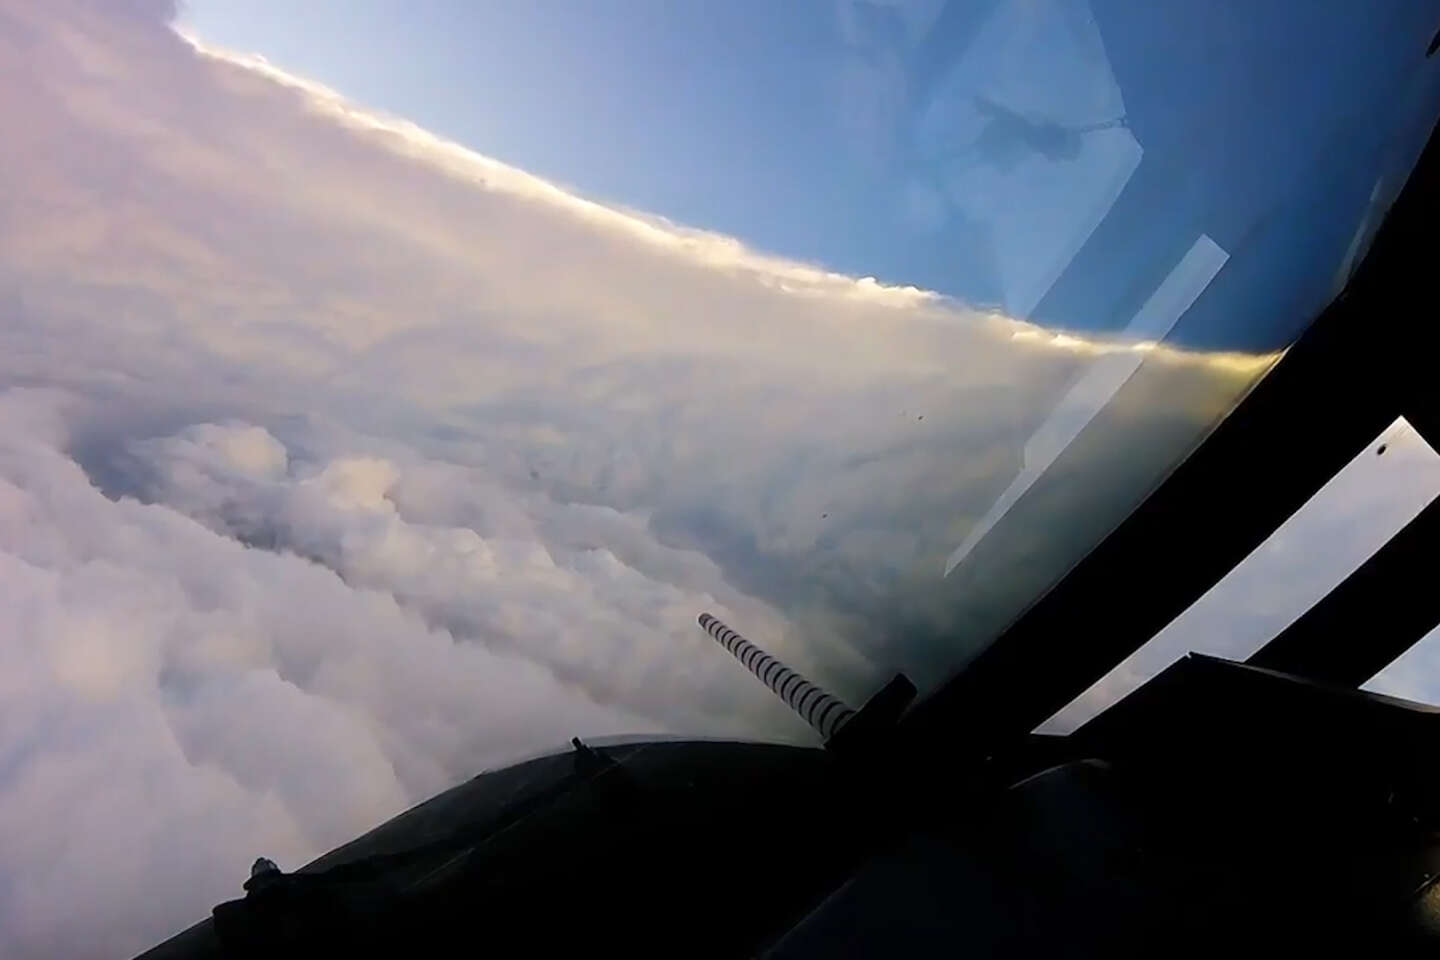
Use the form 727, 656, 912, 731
164, 0, 1440, 704
5, 5, 1440, 952
8, 5, 1440, 955
9, 0, 1440, 726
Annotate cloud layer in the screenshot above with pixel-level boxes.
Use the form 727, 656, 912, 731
0, 2, 1279, 955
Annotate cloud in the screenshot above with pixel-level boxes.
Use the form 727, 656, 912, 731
0, 389, 674, 954
121, 419, 807, 730
80, 0, 178, 23
0, 1, 1276, 955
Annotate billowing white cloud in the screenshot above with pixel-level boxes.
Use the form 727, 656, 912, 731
124, 419, 807, 730
0, 1, 1278, 956
0, 388, 674, 955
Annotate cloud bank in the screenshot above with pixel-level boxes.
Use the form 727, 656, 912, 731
0, 1, 1278, 955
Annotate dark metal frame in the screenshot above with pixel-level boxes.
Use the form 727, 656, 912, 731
904, 117, 1440, 756
1248, 496, 1440, 686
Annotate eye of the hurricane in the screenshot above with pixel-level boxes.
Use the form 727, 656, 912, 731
4, 1, 1440, 957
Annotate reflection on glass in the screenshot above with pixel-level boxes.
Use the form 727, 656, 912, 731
945, 234, 1229, 576
908, 0, 1140, 320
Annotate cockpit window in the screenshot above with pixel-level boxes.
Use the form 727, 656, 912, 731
5, 4, 1440, 954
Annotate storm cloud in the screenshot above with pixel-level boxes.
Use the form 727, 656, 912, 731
0, 1, 1289, 956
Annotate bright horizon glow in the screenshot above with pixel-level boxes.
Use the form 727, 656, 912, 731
178, 28, 1279, 376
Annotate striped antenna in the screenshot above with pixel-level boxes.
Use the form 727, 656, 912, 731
698, 613, 854, 741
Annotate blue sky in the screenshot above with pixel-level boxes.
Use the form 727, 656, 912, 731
181, 0, 1440, 349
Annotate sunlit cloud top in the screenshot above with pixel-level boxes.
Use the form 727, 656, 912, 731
179, 29, 1276, 374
